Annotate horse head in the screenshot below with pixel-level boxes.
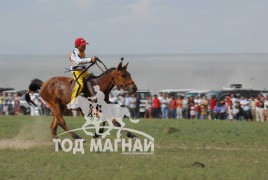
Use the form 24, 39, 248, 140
113, 61, 137, 94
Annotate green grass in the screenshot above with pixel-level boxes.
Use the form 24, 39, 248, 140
1, 116, 268, 179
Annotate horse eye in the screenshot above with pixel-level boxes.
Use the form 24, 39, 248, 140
121, 74, 126, 78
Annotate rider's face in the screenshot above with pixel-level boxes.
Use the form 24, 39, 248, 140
78, 45, 86, 52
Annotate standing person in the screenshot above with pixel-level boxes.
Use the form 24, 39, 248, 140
117, 93, 125, 107
135, 94, 141, 119
230, 94, 237, 107
202, 96, 209, 106
124, 93, 131, 110
229, 106, 234, 120
14, 93, 21, 115
202, 96, 209, 119
186, 97, 194, 119
169, 95, 177, 119
144, 95, 152, 119
0, 92, 3, 115
264, 96, 268, 121
161, 94, 169, 119
213, 102, 221, 120
37, 99, 45, 116
209, 95, 216, 120
219, 100, 227, 120
200, 102, 208, 120
158, 92, 164, 102
30, 93, 37, 116
194, 96, 201, 105
129, 94, 136, 118
158, 92, 164, 118
176, 96, 183, 119
235, 103, 244, 121
68, 37, 98, 108
152, 95, 161, 118
190, 102, 195, 119
194, 102, 201, 119
5, 92, 14, 115
256, 94, 265, 122
257, 100, 265, 122
225, 95, 232, 120
240, 96, 251, 121
251, 97, 257, 121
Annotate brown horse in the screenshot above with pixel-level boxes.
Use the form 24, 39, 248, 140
25, 61, 137, 140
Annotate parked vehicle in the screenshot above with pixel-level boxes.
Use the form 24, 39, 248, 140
206, 89, 261, 101
0, 87, 14, 93
158, 89, 193, 98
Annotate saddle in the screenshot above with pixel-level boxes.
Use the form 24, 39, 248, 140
70, 78, 96, 98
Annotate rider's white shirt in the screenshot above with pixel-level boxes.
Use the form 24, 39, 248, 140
70, 48, 92, 70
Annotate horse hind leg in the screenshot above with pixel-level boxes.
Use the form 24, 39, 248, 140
51, 102, 82, 140
51, 115, 58, 139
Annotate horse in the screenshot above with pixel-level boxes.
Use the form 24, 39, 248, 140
25, 61, 137, 140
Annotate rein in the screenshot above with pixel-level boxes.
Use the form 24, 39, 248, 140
65, 58, 135, 90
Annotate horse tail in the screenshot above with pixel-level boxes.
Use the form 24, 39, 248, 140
25, 78, 44, 107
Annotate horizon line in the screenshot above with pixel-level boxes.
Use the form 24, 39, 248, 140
1, 52, 268, 56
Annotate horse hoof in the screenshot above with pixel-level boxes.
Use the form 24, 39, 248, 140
93, 133, 100, 139
73, 134, 86, 142
126, 132, 137, 139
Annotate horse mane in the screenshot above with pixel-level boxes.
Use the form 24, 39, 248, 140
88, 67, 116, 79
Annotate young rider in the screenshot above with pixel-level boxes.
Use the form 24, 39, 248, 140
69, 37, 98, 108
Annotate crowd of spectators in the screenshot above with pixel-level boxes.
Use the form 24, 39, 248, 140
1, 89, 268, 123
0, 92, 51, 116
142, 92, 268, 122
109, 93, 141, 119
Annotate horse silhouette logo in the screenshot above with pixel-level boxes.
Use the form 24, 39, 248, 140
67, 85, 140, 139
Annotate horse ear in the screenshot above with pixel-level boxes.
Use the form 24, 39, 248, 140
123, 62, 129, 69
117, 61, 123, 71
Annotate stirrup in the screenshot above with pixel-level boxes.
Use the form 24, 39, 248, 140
67, 101, 79, 110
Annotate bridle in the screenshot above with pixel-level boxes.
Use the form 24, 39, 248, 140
95, 60, 135, 90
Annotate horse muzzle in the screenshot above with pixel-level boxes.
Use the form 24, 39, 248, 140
124, 83, 137, 94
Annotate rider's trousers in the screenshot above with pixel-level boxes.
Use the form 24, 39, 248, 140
71, 70, 89, 103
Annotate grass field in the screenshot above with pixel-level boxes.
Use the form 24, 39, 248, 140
1, 116, 268, 179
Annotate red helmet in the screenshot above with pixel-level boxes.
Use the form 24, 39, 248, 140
75, 38, 88, 47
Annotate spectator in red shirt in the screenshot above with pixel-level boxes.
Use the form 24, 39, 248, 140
152, 94, 161, 118
195, 102, 201, 119
169, 95, 177, 119
210, 95, 216, 120
225, 95, 232, 120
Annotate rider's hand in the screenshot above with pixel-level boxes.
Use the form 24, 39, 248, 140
91, 56, 98, 63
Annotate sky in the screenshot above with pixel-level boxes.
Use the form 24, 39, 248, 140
1, 0, 268, 55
